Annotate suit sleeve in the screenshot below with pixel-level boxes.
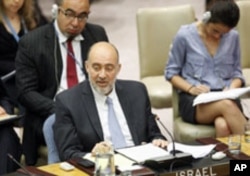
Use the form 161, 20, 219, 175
0, 83, 13, 114
54, 93, 86, 161
122, 81, 166, 144
15, 32, 55, 117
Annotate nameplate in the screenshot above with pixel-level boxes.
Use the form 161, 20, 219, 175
160, 162, 229, 176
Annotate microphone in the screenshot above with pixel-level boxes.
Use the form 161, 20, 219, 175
155, 115, 176, 156
143, 115, 193, 171
7, 153, 42, 176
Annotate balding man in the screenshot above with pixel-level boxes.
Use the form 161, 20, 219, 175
54, 42, 167, 161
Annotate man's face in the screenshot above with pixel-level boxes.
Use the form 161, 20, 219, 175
85, 43, 121, 95
57, 0, 90, 37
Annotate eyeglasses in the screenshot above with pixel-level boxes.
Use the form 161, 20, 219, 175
59, 8, 89, 22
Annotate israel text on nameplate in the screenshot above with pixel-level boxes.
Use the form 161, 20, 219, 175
160, 162, 229, 176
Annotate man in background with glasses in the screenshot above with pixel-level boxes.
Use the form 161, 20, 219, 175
15, 0, 108, 166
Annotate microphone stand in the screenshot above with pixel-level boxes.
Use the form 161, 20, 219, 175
143, 115, 193, 172
7, 153, 42, 176
155, 115, 177, 157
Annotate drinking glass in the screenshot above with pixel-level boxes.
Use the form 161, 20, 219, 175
94, 150, 115, 176
228, 134, 241, 155
244, 123, 250, 143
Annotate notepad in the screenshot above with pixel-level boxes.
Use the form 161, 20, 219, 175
193, 87, 250, 106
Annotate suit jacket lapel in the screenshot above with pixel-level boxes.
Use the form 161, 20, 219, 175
80, 39, 88, 77
45, 23, 63, 86
81, 81, 104, 140
80, 24, 97, 78
115, 81, 139, 144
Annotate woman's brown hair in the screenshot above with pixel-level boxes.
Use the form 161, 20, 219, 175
0, 0, 37, 30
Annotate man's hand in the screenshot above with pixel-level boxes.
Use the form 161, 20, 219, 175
152, 139, 168, 148
91, 141, 112, 157
0, 106, 7, 117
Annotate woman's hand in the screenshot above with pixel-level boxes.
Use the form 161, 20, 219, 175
188, 84, 210, 95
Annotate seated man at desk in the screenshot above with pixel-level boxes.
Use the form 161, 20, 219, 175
54, 42, 168, 160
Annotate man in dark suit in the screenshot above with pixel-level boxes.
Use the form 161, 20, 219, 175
54, 42, 167, 161
15, 0, 108, 165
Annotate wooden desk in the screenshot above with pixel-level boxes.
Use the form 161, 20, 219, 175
38, 163, 89, 176
35, 160, 154, 176
10, 137, 250, 176
217, 136, 250, 156
198, 136, 250, 160
38, 159, 229, 176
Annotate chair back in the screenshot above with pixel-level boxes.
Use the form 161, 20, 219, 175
136, 5, 196, 79
236, 1, 250, 69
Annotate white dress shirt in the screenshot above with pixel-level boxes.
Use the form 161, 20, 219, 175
91, 84, 135, 147
54, 20, 86, 95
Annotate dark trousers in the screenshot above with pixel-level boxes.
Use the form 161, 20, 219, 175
22, 115, 45, 165
0, 125, 22, 175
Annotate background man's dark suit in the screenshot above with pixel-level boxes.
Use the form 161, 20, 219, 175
0, 80, 21, 174
15, 22, 108, 165
54, 80, 165, 161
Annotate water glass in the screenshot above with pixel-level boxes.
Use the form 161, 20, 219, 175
244, 123, 250, 143
94, 152, 115, 176
228, 134, 241, 155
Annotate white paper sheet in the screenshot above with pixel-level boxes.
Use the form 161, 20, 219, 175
193, 87, 250, 106
116, 143, 169, 163
167, 142, 216, 159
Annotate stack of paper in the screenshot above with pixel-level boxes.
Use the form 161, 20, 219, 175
116, 142, 216, 162
167, 142, 216, 159
193, 87, 250, 106
116, 143, 169, 163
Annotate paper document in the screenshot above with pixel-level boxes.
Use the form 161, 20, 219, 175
193, 87, 250, 106
167, 142, 216, 159
116, 143, 169, 163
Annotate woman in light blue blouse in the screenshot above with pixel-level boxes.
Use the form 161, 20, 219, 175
165, 0, 247, 137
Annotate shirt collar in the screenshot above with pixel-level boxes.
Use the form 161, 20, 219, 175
90, 83, 117, 105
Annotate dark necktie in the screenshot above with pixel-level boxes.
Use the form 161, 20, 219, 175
66, 39, 78, 88
106, 97, 126, 149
